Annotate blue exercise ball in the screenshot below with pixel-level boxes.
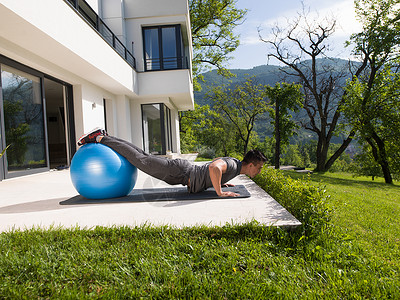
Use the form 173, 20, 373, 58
70, 143, 138, 199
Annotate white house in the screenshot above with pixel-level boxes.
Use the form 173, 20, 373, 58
0, 0, 194, 180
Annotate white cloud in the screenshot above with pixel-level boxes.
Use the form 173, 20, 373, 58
258, 0, 362, 38
231, 0, 363, 68
318, 1, 362, 38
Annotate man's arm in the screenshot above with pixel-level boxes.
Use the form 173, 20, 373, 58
208, 159, 239, 197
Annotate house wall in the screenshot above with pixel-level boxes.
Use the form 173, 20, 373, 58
100, 0, 194, 151
99, 0, 127, 47
0, 0, 137, 93
99, 0, 194, 111
0, 0, 193, 178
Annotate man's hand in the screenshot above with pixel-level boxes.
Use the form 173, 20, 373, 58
221, 183, 235, 188
219, 191, 240, 197
220, 184, 238, 197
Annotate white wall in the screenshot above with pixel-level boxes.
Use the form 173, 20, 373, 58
130, 100, 143, 147
0, 0, 193, 155
115, 95, 133, 141
0, 0, 136, 96
86, 0, 100, 14
73, 80, 117, 137
170, 108, 181, 154
138, 70, 194, 111
100, 0, 127, 46
124, 0, 189, 19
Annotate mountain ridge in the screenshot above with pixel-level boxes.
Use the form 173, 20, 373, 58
193, 58, 357, 143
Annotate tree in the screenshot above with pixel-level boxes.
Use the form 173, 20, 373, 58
343, 0, 400, 183
259, 6, 356, 172
201, 110, 238, 156
189, 0, 247, 90
265, 82, 303, 169
299, 140, 317, 167
282, 144, 304, 167
256, 136, 275, 164
207, 77, 270, 155
343, 67, 400, 183
179, 104, 237, 156
179, 104, 210, 153
352, 143, 387, 180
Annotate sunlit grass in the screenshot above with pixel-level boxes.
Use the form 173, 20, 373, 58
0, 171, 399, 298
285, 171, 400, 268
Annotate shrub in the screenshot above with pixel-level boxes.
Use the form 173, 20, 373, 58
196, 146, 215, 159
253, 167, 331, 238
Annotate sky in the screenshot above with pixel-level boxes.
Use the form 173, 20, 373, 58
228, 0, 363, 69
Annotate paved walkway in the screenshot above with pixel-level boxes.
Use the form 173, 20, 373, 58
0, 169, 301, 232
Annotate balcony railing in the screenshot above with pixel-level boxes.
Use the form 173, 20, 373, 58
65, 0, 136, 69
144, 56, 189, 72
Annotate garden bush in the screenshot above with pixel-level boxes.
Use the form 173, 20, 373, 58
253, 167, 331, 238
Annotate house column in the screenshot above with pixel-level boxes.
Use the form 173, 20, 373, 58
171, 109, 181, 154
115, 95, 132, 142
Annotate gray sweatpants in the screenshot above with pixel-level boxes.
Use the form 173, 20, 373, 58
100, 136, 193, 186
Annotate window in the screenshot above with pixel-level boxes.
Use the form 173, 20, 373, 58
141, 104, 173, 155
0, 64, 47, 174
143, 25, 184, 71
0, 55, 76, 181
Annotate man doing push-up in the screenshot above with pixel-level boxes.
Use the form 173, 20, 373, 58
77, 128, 267, 197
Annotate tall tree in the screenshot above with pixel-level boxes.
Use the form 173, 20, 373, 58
342, 0, 400, 184
179, 104, 212, 153
207, 77, 270, 155
265, 82, 303, 169
259, 7, 356, 172
179, 104, 237, 156
189, 0, 247, 90
343, 67, 400, 183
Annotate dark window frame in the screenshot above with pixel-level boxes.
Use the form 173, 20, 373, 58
0, 54, 76, 180
141, 103, 173, 155
142, 25, 184, 72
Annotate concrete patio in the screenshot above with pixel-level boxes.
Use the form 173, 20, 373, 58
0, 168, 301, 232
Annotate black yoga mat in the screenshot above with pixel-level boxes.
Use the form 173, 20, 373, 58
59, 185, 250, 205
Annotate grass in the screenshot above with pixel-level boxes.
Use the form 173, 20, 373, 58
0, 171, 399, 298
284, 171, 400, 275
195, 157, 213, 162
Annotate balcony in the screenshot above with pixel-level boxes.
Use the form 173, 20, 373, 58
65, 0, 136, 69
144, 56, 190, 72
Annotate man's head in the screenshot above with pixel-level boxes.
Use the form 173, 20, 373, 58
241, 150, 267, 177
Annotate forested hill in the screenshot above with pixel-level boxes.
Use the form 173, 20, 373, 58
194, 64, 282, 105
194, 58, 354, 106
193, 58, 356, 143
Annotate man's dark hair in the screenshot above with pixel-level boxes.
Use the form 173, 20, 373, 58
242, 150, 267, 165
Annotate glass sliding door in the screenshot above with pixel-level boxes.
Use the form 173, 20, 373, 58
142, 104, 162, 154
141, 103, 173, 155
0, 64, 47, 176
44, 77, 74, 169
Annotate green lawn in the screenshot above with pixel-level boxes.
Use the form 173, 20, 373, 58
0, 171, 399, 299
285, 171, 400, 281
